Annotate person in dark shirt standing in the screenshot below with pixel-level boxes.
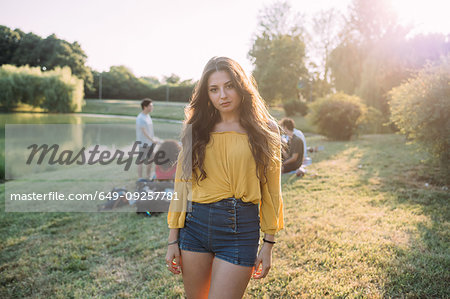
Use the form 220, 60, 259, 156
280, 118, 304, 173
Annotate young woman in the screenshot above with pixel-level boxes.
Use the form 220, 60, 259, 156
166, 57, 283, 299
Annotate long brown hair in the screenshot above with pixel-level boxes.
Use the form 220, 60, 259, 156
180, 56, 281, 183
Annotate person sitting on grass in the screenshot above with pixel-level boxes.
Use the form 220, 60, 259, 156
280, 118, 304, 174
134, 139, 181, 215
155, 139, 181, 181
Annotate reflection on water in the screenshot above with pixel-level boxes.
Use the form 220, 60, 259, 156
6, 124, 147, 179
2, 113, 183, 178
0, 112, 129, 125
2, 113, 188, 213
0, 112, 182, 139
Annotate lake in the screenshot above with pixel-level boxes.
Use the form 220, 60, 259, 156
1, 113, 184, 191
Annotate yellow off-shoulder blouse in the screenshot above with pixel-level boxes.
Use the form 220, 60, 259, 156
167, 131, 284, 234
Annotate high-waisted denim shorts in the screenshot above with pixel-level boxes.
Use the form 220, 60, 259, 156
179, 197, 260, 267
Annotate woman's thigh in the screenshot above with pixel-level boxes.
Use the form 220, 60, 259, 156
208, 257, 253, 299
180, 250, 214, 299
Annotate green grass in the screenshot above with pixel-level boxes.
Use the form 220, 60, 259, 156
83, 99, 187, 121
1, 134, 448, 298
268, 106, 315, 133
83, 99, 316, 132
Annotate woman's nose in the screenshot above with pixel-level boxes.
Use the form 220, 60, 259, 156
220, 88, 227, 99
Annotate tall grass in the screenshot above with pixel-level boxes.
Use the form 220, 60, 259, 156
0, 65, 84, 112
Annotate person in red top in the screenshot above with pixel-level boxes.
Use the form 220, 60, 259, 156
155, 139, 180, 180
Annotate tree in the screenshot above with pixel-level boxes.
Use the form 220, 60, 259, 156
141, 76, 160, 86
328, 41, 363, 95
164, 73, 181, 84
328, 0, 410, 114
248, 1, 308, 103
101, 65, 139, 98
10, 30, 42, 67
404, 33, 450, 69
310, 9, 342, 83
0, 26, 93, 94
347, 0, 399, 44
389, 56, 450, 179
0, 26, 21, 65
35, 34, 93, 90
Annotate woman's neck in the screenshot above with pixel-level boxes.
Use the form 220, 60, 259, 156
213, 113, 246, 133
218, 112, 239, 123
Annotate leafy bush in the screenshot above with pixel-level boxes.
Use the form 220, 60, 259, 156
0, 76, 15, 110
0, 149, 4, 181
359, 107, 391, 134
309, 92, 367, 140
389, 55, 450, 175
0, 64, 83, 112
42, 68, 84, 112
283, 99, 308, 116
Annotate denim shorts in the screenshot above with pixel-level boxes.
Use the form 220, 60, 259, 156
179, 197, 260, 267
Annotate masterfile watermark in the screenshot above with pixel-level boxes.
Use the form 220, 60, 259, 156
26, 141, 169, 171
5, 123, 193, 213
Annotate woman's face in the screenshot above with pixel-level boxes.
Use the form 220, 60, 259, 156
207, 70, 241, 116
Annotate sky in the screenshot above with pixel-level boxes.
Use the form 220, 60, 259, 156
1, 0, 448, 81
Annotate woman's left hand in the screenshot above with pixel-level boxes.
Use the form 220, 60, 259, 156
252, 242, 273, 279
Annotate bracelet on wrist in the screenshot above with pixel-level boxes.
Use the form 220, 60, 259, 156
168, 239, 179, 246
263, 238, 276, 244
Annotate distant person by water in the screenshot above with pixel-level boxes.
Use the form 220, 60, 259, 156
136, 98, 157, 179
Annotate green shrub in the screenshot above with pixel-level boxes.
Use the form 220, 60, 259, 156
389, 55, 450, 175
283, 99, 308, 116
0, 76, 15, 110
0, 150, 4, 181
309, 92, 367, 140
359, 107, 391, 134
42, 67, 84, 112
0, 65, 83, 112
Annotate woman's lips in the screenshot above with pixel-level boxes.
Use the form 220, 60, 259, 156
220, 102, 231, 106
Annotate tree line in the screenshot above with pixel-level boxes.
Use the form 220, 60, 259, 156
249, 0, 449, 109
0, 25, 194, 103
248, 0, 449, 177
86, 67, 194, 102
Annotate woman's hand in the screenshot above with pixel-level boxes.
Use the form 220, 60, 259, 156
252, 242, 273, 279
165, 243, 182, 274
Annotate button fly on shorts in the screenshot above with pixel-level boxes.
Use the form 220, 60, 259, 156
228, 204, 237, 233
228, 216, 236, 231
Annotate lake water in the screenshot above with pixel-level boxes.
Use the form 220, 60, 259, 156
2, 113, 186, 212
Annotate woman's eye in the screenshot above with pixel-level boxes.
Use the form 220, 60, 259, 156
209, 88, 217, 92
226, 84, 234, 89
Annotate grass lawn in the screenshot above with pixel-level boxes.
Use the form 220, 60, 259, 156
82, 99, 187, 121
82, 99, 316, 133
1, 134, 448, 298
5, 99, 315, 132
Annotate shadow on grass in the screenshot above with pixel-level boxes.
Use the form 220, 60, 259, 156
353, 135, 449, 297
